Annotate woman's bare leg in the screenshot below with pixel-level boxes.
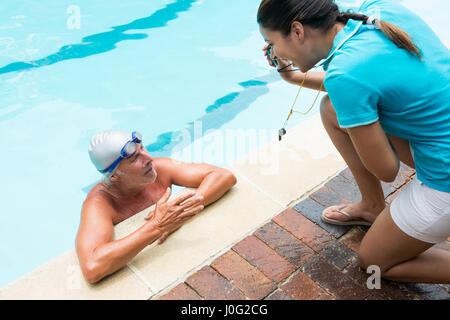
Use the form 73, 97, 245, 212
359, 204, 450, 283
319, 95, 413, 223
319, 96, 450, 283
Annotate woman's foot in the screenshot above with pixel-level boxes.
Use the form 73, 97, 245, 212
321, 201, 386, 226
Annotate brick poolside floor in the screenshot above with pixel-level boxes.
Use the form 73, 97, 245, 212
157, 164, 450, 300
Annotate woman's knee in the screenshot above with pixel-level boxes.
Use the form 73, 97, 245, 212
357, 250, 374, 271
357, 245, 390, 274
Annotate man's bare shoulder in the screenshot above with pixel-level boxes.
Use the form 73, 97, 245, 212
152, 157, 202, 173
151, 157, 211, 183
84, 182, 110, 203
151, 157, 179, 182
82, 183, 116, 218
152, 157, 179, 167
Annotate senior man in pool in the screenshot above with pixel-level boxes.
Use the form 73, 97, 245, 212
76, 130, 237, 284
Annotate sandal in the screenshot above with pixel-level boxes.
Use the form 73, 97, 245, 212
321, 204, 372, 226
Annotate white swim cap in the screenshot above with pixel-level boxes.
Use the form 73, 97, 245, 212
88, 130, 134, 174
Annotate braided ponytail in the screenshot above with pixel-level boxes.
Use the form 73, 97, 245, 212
338, 12, 422, 59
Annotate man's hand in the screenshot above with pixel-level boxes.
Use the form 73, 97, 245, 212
145, 188, 204, 244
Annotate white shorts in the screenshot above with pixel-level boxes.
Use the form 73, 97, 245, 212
390, 176, 450, 244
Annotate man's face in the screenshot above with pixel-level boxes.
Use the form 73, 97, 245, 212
118, 143, 157, 184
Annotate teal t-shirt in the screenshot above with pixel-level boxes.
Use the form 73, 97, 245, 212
323, 0, 450, 192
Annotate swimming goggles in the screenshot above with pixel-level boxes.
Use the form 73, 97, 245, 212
100, 131, 143, 174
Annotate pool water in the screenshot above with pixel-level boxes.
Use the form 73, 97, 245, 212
0, 0, 448, 288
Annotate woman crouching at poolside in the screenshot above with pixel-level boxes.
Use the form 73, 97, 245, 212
258, 0, 450, 283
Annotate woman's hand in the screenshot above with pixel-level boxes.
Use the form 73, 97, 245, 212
262, 44, 305, 84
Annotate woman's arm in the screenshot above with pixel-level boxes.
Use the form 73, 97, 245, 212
347, 121, 400, 182
281, 70, 327, 91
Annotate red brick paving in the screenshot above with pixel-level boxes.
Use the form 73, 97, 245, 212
339, 226, 367, 252
324, 174, 362, 203
157, 282, 202, 300
319, 240, 357, 270
273, 208, 333, 252
264, 289, 294, 300
183, 266, 246, 300
309, 185, 353, 208
253, 221, 315, 267
301, 255, 370, 300
280, 271, 334, 300
210, 250, 276, 300
232, 235, 296, 283
344, 261, 423, 300
403, 283, 450, 300
293, 197, 351, 238
156, 166, 450, 300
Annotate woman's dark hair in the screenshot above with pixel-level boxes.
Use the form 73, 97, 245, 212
257, 0, 421, 59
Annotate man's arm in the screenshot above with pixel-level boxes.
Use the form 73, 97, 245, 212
346, 121, 400, 182
76, 190, 202, 284
76, 197, 163, 284
156, 158, 237, 207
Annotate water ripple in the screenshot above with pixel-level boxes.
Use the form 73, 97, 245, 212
0, 0, 197, 75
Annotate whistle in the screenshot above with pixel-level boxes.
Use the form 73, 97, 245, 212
278, 128, 286, 141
